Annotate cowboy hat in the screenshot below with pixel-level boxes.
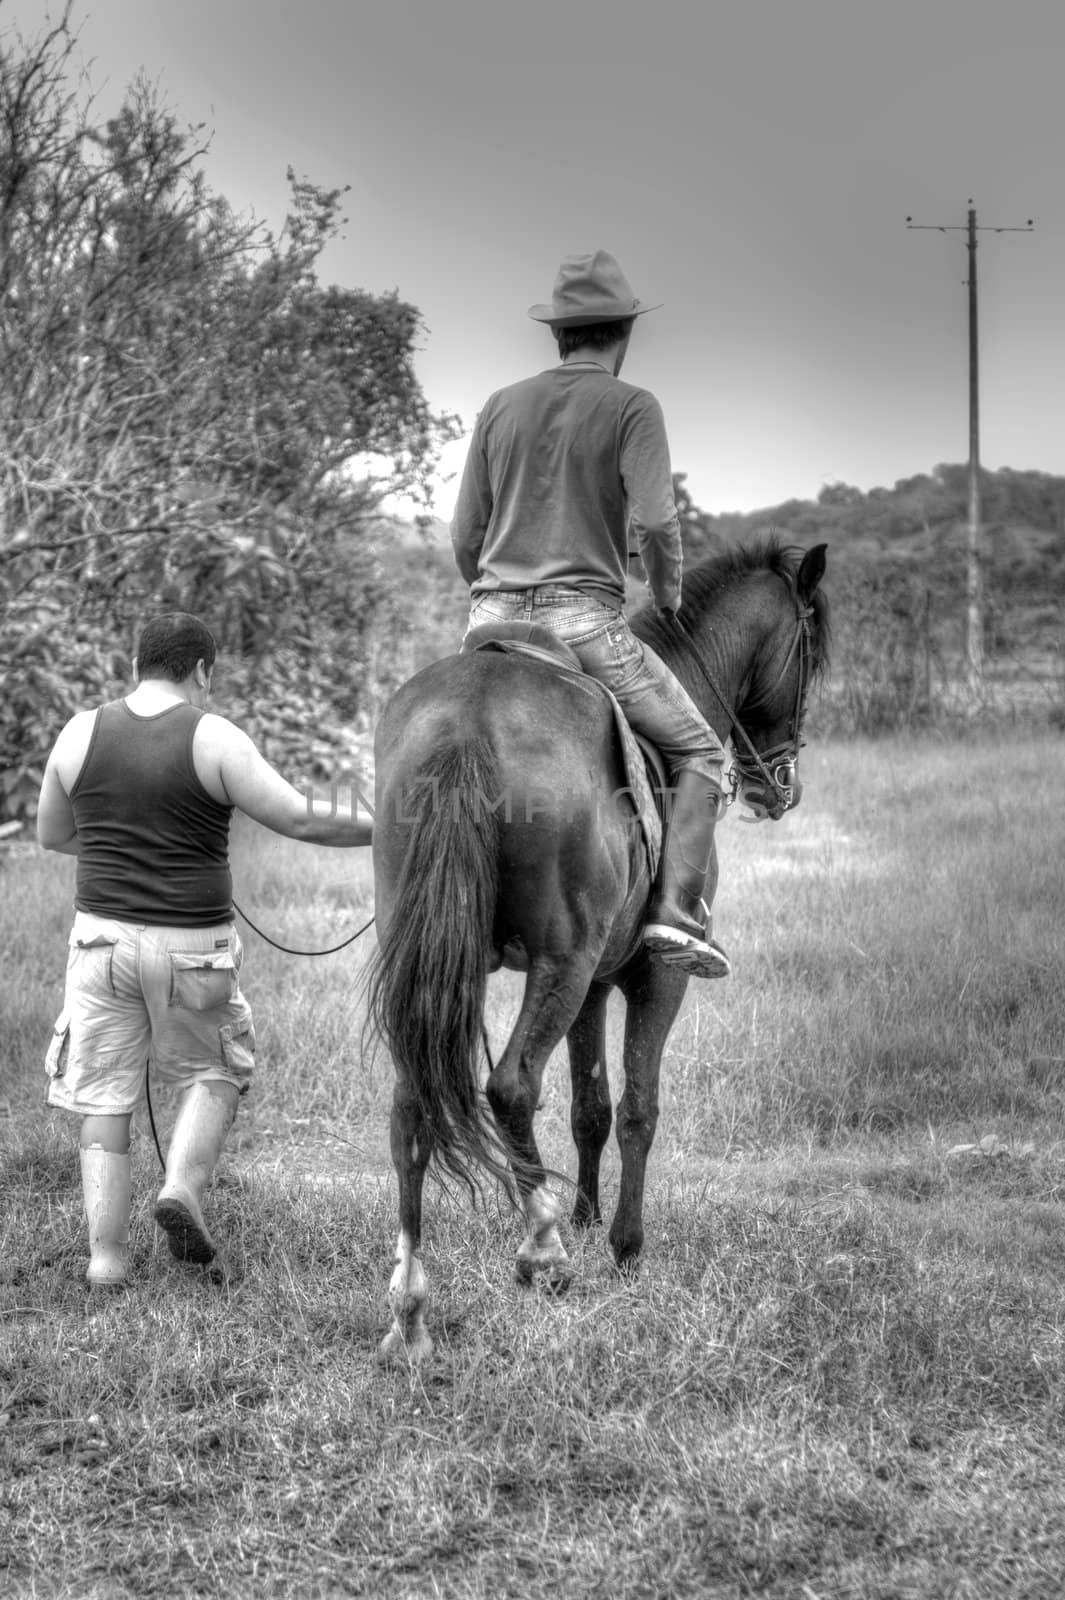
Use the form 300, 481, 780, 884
527, 250, 661, 327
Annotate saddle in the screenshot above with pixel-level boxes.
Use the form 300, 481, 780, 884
460, 621, 669, 839
461, 620, 583, 673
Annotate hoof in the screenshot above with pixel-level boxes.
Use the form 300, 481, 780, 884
86, 1258, 128, 1289
86, 1274, 129, 1294
515, 1256, 574, 1296
541, 1267, 573, 1298
378, 1324, 434, 1366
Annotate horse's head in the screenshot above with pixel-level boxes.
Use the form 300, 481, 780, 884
633, 537, 830, 821
730, 543, 829, 822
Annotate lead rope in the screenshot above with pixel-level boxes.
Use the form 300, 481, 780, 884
232, 901, 375, 956
145, 1065, 166, 1172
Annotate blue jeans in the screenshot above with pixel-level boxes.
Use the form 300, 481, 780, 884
466, 587, 724, 782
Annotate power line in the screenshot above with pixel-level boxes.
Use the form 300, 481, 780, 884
906, 201, 1034, 700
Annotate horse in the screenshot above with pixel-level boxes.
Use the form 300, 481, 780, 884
366, 537, 829, 1362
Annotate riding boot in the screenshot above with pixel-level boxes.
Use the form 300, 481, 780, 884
80, 1147, 131, 1288
154, 1081, 238, 1265
644, 768, 731, 980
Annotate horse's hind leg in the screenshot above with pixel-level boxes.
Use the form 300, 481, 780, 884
379, 1071, 434, 1365
610, 951, 688, 1273
486, 953, 602, 1290
567, 981, 613, 1228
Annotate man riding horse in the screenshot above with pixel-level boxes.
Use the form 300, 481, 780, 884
451, 250, 730, 980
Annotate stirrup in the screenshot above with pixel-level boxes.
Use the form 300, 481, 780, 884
644, 923, 732, 980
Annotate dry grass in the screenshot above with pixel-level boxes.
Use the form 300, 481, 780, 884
3, 730, 1065, 1597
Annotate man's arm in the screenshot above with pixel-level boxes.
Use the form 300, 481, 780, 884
37, 756, 79, 853
620, 392, 683, 613
450, 418, 492, 585
205, 719, 372, 846
37, 715, 91, 854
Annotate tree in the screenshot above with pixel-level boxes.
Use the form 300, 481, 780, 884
817, 481, 863, 509
0, 5, 459, 818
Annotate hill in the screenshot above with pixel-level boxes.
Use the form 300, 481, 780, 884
381, 464, 1065, 733
677, 463, 1065, 729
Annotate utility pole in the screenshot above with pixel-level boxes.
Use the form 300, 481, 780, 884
907, 202, 1034, 700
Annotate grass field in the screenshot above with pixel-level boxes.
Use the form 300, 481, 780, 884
3, 730, 1065, 1598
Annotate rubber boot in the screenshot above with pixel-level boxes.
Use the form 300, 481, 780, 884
80, 1147, 131, 1288
644, 768, 731, 979
154, 1082, 238, 1265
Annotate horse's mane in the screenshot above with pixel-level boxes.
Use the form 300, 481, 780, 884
632, 534, 831, 680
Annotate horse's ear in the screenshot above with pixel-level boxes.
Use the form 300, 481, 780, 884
798, 543, 827, 603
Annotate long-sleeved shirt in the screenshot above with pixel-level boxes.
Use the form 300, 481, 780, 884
450, 365, 683, 613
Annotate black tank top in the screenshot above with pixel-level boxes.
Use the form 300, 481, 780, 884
70, 700, 233, 926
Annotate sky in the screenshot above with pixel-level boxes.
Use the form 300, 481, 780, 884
6, 0, 1064, 517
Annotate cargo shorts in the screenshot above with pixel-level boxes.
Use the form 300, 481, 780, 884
45, 912, 256, 1116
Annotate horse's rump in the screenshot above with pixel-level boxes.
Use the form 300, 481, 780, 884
373, 651, 636, 934
368, 651, 643, 1189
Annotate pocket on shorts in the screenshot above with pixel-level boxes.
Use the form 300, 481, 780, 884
68, 934, 119, 996
169, 951, 239, 1012
219, 1017, 256, 1085
45, 1008, 71, 1080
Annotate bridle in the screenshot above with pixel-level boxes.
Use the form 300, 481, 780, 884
667, 596, 815, 817
731, 597, 815, 813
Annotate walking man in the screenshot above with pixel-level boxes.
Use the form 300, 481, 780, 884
37, 612, 372, 1288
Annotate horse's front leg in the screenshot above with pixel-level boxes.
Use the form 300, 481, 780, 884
566, 981, 613, 1229
610, 952, 688, 1273
379, 1072, 434, 1365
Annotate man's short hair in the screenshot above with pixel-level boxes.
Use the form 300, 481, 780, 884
135, 613, 217, 682
555, 317, 635, 357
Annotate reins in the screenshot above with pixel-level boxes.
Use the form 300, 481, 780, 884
665, 599, 813, 810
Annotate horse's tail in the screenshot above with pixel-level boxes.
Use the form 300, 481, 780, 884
365, 734, 510, 1196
